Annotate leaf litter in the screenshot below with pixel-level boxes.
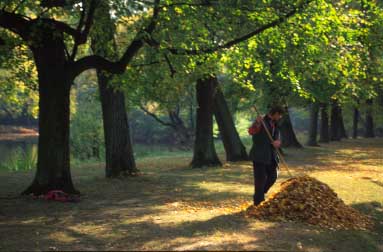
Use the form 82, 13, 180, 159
246, 175, 374, 230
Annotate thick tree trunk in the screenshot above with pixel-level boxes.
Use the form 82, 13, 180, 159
306, 103, 320, 146
97, 73, 138, 177
319, 103, 330, 143
279, 105, 303, 148
213, 84, 248, 161
339, 107, 348, 139
191, 76, 222, 168
330, 100, 341, 141
352, 107, 359, 139
92, 2, 137, 177
365, 99, 375, 138
23, 42, 78, 195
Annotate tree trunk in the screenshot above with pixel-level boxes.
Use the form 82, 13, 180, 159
97, 73, 138, 177
213, 83, 248, 161
23, 42, 78, 195
168, 109, 193, 149
191, 76, 222, 168
92, 2, 137, 177
352, 107, 359, 139
330, 100, 341, 141
319, 103, 330, 143
365, 99, 375, 138
279, 105, 303, 148
306, 103, 320, 146
339, 107, 348, 139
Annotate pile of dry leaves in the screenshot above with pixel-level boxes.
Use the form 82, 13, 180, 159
246, 175, 373, 230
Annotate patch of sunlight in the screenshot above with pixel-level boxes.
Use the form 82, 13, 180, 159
197, 181, 252, 194
21, 217, 49, 224
69, 223, 111, 238
141, 231, 263, 251
312, 171, 383, 205
48, 231, 76, 243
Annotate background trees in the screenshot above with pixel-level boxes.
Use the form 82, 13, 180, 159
0, 0, 382, 194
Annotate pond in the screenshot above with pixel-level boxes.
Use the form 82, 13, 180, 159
0, 141, 38, 172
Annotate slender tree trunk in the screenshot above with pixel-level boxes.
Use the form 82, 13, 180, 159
352, 107, 359, 139
307, 103, 320, 146
365, 99, 375, 138
330, 100, 341, 141
279, 105, 303, 148
23, 42, 78, 195
319, 103, 330, 143
339, 107, 348, 139
92, 2, 137, 177
213, 83, 248, 161
191, 76, 222, 168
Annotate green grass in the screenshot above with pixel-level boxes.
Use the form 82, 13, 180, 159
0, 138, 382, 251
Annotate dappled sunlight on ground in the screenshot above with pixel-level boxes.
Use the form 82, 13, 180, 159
0, 138, 382, 251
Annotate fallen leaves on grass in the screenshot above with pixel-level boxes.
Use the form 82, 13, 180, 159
246, 175, 374, 230
165, 199, 251, 214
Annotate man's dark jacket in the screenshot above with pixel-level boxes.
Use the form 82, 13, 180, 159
249, 115, 280, 165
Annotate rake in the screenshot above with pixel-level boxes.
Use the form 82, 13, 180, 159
252, 105, 293, 178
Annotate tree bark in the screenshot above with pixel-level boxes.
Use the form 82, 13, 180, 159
306, 103, 320, 146
330, 100, 341, 141
97, 73, 138, 177
168, 109, 193, 148
319, 103, 330, 143
23, 37, 78, 195
352, 107, 359, 139
279, 105, 303, 148
339, 107, 348, 139
365, 99, 375, 138
191, 76, 222, 168
213, 83, 248, 161
91, 2, 138, 177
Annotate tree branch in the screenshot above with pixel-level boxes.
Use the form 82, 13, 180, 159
40, 0, 81, 8
76, 0, 97, 45
71, 0, 161, 77
136, 0, 217, 8
163, 53, 176, 77
151, 0, 313, 55
0, 9, 30, 39
140, 105, 175, 128
70, 1, 86, 61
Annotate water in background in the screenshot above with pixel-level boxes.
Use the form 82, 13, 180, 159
0, 141, 37, 171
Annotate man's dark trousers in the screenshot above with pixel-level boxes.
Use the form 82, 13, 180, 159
253, 160, 278, 205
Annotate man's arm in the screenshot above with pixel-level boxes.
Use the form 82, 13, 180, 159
248, 116, 263, 135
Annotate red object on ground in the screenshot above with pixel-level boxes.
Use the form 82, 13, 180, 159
42, 190, 80, 202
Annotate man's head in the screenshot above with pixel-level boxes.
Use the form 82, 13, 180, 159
268, 105, 284, 122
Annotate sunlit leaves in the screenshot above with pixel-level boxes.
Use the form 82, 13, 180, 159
246, 175, 373, 230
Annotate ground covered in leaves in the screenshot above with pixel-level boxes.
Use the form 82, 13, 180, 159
0, 138, 382, 251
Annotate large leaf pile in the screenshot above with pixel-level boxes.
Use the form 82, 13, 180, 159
246, 175, 373, 230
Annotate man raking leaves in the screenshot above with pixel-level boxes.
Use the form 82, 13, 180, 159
246, 105, 373, 230
248, 105, 288, 206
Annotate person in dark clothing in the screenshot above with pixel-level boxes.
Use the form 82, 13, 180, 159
248, 106, 284, 206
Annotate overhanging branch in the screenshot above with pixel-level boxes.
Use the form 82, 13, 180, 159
71, 0, 161, 77
0, 9, 30, 38
155, 0, 313, 55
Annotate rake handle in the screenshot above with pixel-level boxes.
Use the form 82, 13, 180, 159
252, 106, 293, 178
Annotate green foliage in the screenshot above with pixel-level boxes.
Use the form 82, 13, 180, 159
0, 144, 37, 171
70, 81, 105, 161
0, 40, 38, 120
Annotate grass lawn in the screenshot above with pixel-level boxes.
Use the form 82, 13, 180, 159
0, 138, 382, 251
